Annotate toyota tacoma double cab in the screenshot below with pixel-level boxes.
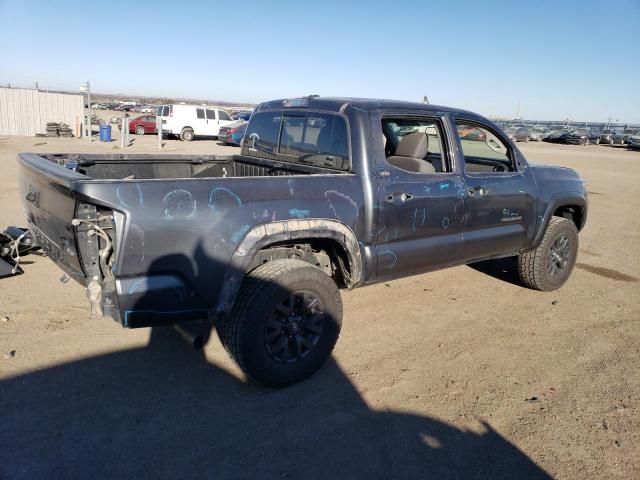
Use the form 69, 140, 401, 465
17, 96, 587, 387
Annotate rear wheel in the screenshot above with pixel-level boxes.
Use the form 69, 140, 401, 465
135, 125, 145, 135
181, 128, 195, 141
517, 216, 578, 291
217, 259, 342, 388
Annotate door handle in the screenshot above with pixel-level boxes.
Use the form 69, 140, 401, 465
467, 187, 489, 197
385, 192, 413, 203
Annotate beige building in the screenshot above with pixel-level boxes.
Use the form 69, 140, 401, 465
0, 87, 84, 137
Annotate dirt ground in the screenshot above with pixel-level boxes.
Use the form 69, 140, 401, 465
0, 128, 639, 479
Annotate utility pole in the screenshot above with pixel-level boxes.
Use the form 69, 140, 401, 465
80, 81, 92, 141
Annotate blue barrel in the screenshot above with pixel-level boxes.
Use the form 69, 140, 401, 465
99, 124, 112, 142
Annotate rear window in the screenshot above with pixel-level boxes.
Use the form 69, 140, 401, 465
242, 111, 349, 170
157, 105, 171, 116
196, 108, 205, 119
243, 111, 282, 154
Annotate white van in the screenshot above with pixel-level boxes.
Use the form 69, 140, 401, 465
157, 104, 234, 141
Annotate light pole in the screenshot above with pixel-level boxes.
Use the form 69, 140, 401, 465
80, 81, 92, 141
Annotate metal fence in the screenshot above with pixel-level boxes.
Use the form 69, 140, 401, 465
0, 87, 84, 137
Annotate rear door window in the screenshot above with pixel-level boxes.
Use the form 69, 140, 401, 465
456, 121, 514, 172
242, 111, 349, 169
242, 111, 282, 154
279, 113, 348, 167
196, 108, 205, 119
206, 109, 216, 120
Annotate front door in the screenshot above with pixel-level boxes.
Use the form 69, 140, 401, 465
375, 114, 467, 278
453, 118, 537, 261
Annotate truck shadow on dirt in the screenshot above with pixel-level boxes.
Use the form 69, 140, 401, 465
1, 249, 551, 479
468, 257, 523, 286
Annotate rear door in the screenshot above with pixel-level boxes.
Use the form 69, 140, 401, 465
374, 114, 468, 277
205, 109, 218, 136
453, 116, 537, 261
193, 107, 208, 136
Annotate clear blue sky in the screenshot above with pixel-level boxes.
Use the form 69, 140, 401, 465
1, 0, 639, 122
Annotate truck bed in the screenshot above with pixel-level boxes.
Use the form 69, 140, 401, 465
39, 153, 344, 180
17, 152, 363, 327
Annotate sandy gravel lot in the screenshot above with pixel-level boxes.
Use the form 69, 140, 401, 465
0, 128, 639, 479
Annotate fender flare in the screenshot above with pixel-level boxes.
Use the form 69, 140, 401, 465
530, 192, 587, 249
214, 219, 363, 318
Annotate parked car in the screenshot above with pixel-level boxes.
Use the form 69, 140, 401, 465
611, 129, 639, 145
156, 104, 235, 141
503, 127, 517, 141
599, 129, 617, 145
117, 115, 157, 135
529, 128, 546, 141
513, 127, 532, 142
459, 126, 486, 141
626, 132, 640, 150
18, 95, 587, 387
231, 111, 253, 121
545, 128, 571, 143
566, 129, 592, 145
218, 121, 248, 146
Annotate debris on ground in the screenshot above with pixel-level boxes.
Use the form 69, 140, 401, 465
3, 350, 16, 359
1, 316, 9, 322
45, 122, 74, 137
0, 226, 41, 278
552, 300, 559, 305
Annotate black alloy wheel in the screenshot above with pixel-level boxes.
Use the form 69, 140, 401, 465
265, 291, 324, 363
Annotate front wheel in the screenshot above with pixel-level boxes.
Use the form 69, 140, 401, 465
180, 128, 195, 141
217, 259, 342, 388
517, 216, 578, 291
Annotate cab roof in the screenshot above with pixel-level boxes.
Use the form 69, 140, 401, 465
254, 96, 477, 117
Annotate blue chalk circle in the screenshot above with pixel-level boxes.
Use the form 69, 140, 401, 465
209, 187, 242, 213
289, 208, 310, 219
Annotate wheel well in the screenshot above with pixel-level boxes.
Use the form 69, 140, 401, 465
181, 126, 193, 132
553, 205, 584, 230
249, 239, 353, 288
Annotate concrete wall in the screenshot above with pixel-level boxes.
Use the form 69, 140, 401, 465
0, 87, 84, 137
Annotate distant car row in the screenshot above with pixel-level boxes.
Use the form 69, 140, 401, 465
497, 123, 640, 148
108, 108, 253, 141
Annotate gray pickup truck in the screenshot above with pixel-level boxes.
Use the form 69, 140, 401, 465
18, 96, 587, 387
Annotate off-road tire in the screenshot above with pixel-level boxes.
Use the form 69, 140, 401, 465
518, 216, 578, 291
180, 128, 194, 141
217, 259, 342, 388
135, 125, 145, 135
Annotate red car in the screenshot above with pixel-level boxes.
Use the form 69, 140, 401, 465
118, 115, 157, 135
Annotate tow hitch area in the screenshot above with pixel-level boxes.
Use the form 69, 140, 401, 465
0, 226, 41, 278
